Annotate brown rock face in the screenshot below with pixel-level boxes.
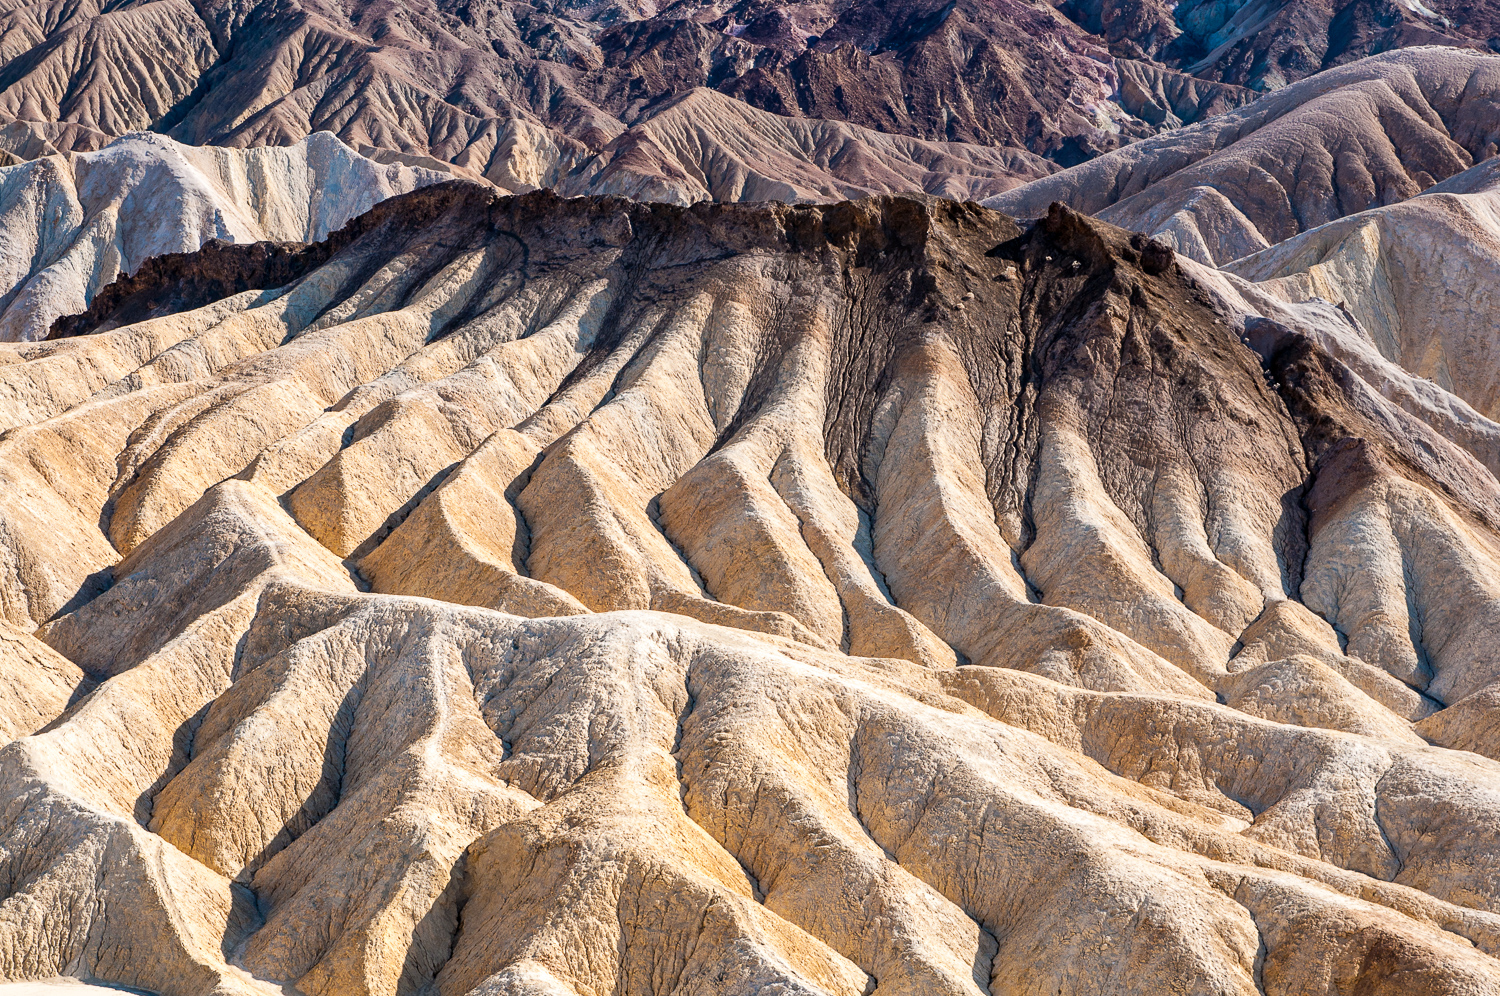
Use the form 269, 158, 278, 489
3, 185, 1500, 995
0, 0, 1169, 177
9, 0, 1485, 184
0, 0, 1183, 191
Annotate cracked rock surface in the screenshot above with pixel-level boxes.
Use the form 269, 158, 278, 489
2, 185, 1500, 995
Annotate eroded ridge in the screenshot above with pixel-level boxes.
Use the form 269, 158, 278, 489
2, 184, 1499, 996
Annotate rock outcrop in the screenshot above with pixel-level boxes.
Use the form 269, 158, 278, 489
0, 132, 449, 342
2, 184, 1500, 995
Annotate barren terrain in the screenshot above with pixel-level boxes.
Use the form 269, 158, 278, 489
2, 184, 1500, 995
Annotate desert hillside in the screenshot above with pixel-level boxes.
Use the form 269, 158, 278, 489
3, 183, 1500, 995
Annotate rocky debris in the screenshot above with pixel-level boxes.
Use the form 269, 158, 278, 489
2, 186, 1500, 994
986, 47, 1500, 264
0, 132, 448, 342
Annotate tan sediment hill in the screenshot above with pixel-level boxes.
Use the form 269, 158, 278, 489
1218, 154, 1500, 416
554, 88, 1060, 205
3, 184, 1500, 995
985, 47, 1500, 264
0, 131, 448, 342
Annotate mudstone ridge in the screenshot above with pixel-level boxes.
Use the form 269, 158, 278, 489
1, 181, 1500, 996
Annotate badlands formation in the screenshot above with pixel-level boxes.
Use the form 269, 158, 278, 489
4, 167, 1500, 996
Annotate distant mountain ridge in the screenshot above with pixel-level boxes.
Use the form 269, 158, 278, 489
0, 0, 1494, 199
